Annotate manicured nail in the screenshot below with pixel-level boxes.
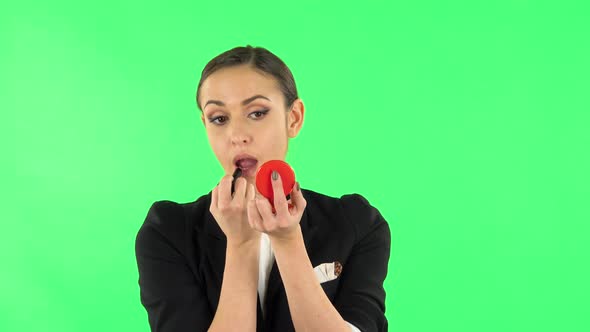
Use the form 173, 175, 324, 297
272, 170, 278, 181
296, 182, 300, 191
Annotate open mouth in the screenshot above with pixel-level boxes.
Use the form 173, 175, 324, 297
234, 158, 259, 176
235, 158, 258, 169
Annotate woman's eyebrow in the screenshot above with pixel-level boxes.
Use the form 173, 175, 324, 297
204, 95, 271, 108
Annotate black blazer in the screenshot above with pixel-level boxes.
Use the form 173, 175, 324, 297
135, 188, 391, 332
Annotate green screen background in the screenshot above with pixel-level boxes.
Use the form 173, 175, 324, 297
1, 0, 589, 331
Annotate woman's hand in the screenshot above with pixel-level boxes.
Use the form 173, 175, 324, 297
210, 175, 259, 247
247, 171, 307, 242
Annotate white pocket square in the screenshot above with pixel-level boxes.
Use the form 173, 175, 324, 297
313, 261, 343, 284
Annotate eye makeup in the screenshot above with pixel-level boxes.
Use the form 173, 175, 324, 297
208, 109, 270, 125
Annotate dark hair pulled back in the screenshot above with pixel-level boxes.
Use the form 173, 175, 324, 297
196, 45, 299, 111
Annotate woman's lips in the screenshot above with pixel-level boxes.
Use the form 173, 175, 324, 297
235, 159, 259, 178
238, 163, 258, 177
236, 158, 257, 168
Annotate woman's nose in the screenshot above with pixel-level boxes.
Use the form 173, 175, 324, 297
229, 122, 252, 145
231, 135, 250, 144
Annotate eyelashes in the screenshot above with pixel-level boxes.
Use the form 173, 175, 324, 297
208, 109, 270, 125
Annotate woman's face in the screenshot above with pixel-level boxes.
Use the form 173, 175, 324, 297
199, 64, 304, 185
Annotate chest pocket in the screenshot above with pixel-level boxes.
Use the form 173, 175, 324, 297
314, 260, 343, 301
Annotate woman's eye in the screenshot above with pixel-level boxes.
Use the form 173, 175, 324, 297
209, 116, 227, 125
208, 110, 268, 126
250, 109, 269, 119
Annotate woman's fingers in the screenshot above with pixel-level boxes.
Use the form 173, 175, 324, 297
247, 195, 264, 231
256, 196, 275, 225
289, 182, 306, 215
211, 185, 218, 211
270, 171, 289, 216
217, 175, 233, 207
244, 177, 307, 236
246, 183, 256, 201
233, 177, 247, 203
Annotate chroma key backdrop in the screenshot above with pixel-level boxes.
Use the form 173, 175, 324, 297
1, 1, 589, 331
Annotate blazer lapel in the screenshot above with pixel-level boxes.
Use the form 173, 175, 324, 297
263, 189, 319, 315
201, 191, 227, 308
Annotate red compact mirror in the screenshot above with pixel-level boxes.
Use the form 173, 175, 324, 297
255, 160, 296, 213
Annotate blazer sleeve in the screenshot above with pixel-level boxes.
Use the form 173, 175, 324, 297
335, 194, 391, 332
135, 201, 213, 332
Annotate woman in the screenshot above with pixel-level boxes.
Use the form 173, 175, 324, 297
135, 45, 391, 332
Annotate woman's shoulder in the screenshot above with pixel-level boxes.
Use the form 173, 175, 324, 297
302, 188, 389, 240
141, 192, 210, 225
303, 188, 374, 210
303, 187, 380, 213
136, 188, 388, 248
135, 192, 213, 253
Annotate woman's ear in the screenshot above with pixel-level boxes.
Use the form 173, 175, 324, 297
287, 99, 304, 138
